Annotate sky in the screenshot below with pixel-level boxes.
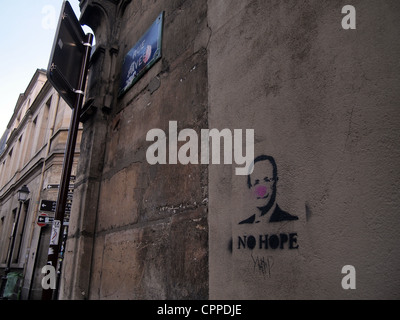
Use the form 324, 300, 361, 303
0, 0, 89, 135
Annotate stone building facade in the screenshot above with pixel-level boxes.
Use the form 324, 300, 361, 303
60, 0, 400, 300
0, 69, 81, 299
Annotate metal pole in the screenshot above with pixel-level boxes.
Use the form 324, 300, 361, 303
42, 33, 93, 300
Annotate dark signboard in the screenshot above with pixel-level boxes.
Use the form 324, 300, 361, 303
118, 12, 164, 97
38, 214, 55, 226
40, 200, 57, 213
47, 1, 87, 108
40, 199, 72, 213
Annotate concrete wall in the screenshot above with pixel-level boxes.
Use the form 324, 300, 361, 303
62, 0, 209, 300
208, 0, 400, 299
61, 0, 400, 300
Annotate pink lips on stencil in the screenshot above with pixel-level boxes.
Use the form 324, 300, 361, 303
254, 185, 268, 198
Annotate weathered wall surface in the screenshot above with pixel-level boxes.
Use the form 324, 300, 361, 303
208, 0, 400, 299
62, 0, 209, 300
61, 0, 400, 300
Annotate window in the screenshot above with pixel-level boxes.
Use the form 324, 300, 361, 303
14, 200, 30, 264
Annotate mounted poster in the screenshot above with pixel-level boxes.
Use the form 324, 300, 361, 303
118, 12, 164, 97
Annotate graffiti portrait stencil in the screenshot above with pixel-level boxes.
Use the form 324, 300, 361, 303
232, 155, 300, 281
239, 155, 298, 224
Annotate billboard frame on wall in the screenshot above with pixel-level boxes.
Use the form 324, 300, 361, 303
118, 11, 164, 98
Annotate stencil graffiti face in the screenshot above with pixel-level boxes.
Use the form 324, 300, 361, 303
240, 155, 298, 225
254, 185, 268, 198
250, 160, 275, 207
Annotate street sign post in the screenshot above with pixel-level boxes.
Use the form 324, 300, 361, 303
47, 1, 88, 109
37, 213, 50, 227
42, 0, 93, 301
46, 184, 60, 190
37, 213, 69, 227
40, 200, 57, 213
40, 199, 72, 213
